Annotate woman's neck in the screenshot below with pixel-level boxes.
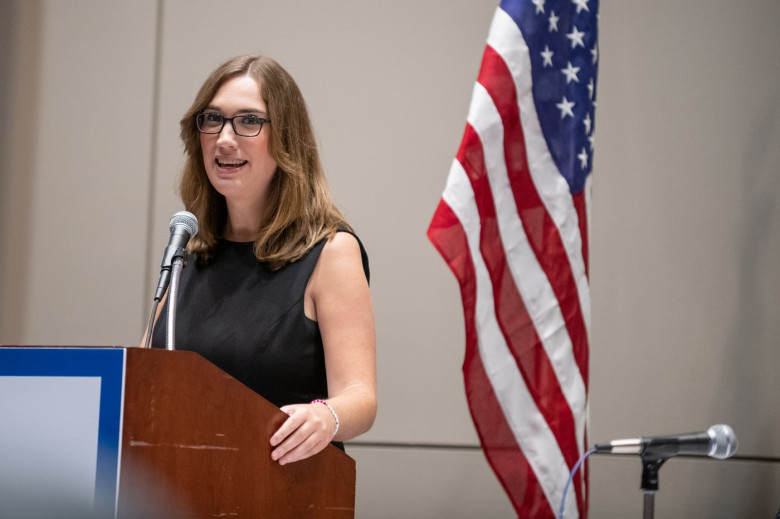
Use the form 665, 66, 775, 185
223, 200, 264, 242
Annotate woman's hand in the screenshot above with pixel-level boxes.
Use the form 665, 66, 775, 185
270, 401, 338, 465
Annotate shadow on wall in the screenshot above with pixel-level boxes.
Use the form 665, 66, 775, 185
0, 0, 42, 343
718, 88, 780, 511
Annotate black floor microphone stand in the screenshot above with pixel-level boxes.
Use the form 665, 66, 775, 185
640, 456, 667, 519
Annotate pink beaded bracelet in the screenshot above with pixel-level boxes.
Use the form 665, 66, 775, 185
311, 399, 340, 436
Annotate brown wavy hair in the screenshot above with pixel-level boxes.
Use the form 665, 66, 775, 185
178, 54, 351, 270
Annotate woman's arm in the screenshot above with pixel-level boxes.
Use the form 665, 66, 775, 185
270, 232, 377, 464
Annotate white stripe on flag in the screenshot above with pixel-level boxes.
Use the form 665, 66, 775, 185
585, 174, 593, 253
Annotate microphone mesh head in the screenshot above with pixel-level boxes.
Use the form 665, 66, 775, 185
708, 424, 738, 459
169, 211, 199, 237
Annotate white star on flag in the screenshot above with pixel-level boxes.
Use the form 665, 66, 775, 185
557, 96, 576, 118
583, 112, 592, 134
542, 45, 555, 67
566, 26, 585, 48
549, 11, 559, 32
571, 0, 590, 13
561, 62, 581, 83
578, 147, 589, 169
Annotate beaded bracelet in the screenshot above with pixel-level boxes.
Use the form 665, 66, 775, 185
311, 399, 340, 436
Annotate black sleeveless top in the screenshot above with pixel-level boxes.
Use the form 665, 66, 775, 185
151, 231, 369, 409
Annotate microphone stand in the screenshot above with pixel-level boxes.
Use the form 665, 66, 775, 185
165, 255, 186, 351
640, 456, 667, 519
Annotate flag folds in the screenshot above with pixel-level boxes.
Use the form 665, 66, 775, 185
427, 0, 598, 517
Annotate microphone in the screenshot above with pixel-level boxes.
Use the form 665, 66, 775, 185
153, 211, 199, 301
594, 424, 738, 460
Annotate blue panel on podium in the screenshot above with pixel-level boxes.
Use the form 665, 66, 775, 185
0, 347, 125, 517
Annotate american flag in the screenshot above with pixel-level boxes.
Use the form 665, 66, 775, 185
427, 0, 597, 517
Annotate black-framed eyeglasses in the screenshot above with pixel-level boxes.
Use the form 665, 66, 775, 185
195, 112, 271, 137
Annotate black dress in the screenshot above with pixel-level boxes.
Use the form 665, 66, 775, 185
151, 231, 369, 410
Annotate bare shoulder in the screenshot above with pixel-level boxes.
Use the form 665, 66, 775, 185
315, 232, 365, 283
312, 232, 365, 293
321, 231, 361, 261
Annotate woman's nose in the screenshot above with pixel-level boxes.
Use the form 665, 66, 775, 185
216, 122, 238, 148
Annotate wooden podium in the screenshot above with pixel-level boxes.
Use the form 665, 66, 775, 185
0, 346, 356, 518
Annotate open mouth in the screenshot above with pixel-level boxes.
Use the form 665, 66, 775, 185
216, 158, 248, 169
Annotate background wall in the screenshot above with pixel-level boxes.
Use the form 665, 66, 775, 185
1, 0, 778, 517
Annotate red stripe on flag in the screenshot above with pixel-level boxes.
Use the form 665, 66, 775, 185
478, 44, 590, 389
427, 200, 556, 519
456, 121, 584, 514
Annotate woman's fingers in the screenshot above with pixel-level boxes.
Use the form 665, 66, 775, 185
270, 404, 334, 465
269, 406, 303, 448
274, 432, 327, 465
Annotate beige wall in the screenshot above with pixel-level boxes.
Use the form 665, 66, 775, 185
1, 0, 778, 517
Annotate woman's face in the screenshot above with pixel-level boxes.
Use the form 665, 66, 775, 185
199, 75, 277, 211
